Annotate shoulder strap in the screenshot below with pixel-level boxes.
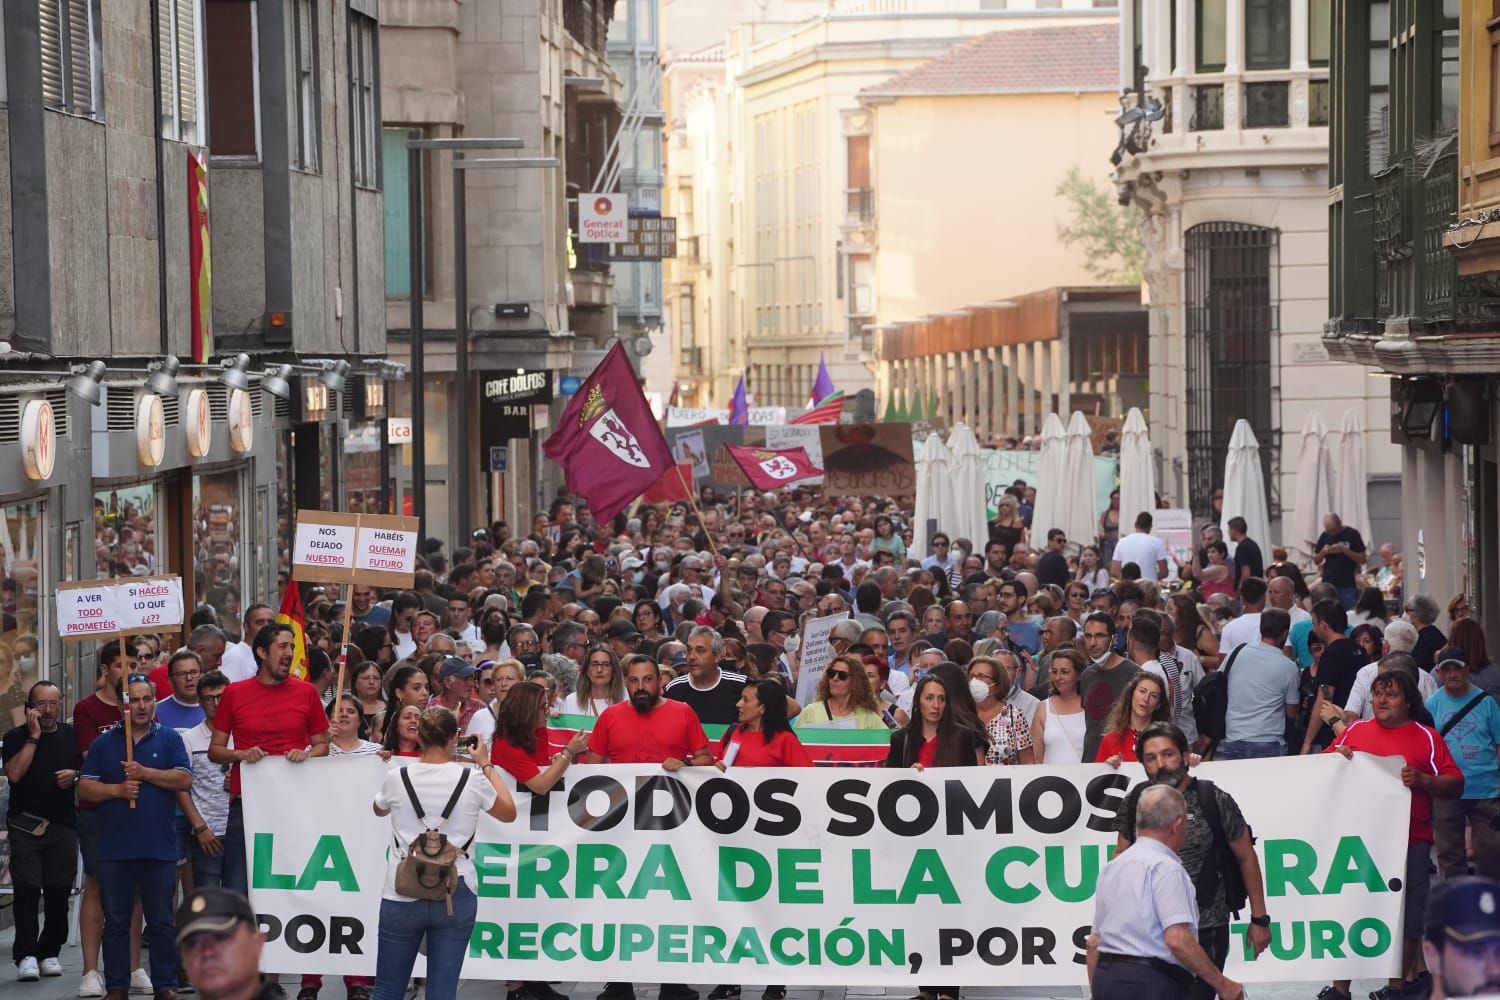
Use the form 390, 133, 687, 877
439, 768, 471, 820
1221, 642, 1245, 679
1440, 691, 1489, 737
399, 768, 425, 820
1197, 778, 1228, 847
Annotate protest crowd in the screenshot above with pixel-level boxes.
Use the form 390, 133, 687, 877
4, 475, 1500, 1000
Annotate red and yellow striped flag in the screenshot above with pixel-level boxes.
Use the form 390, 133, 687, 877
276, 581, 310, 680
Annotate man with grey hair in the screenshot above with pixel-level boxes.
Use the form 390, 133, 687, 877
1339, 650, 1437, 723
1090, 784, 1246, 1000
743, 606, 768, 644
551, 622, 588, 669
664, 625, 744, 725
1405, 594, 1447, 673
185, 625, 227, 678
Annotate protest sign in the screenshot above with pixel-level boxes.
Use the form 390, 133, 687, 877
794, 611, 851, 704
820, 424, 915, 496
244, 753, 1408, 985
351, 514, 421, 586
292, 511, 361, 583
116, 576, 185, 635
55, 581, 122, 640
1154, 507, 1195, 566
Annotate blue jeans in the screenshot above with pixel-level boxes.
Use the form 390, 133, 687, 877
1216, 739, 1284, 760
1337, 586, 1359, 611
97, 859, 177, 993
221, 799, 249, 895
371, 882, 477, 1000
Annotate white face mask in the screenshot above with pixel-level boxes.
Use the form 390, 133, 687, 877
968, 678, 992, 703
1091, 650, 1114, 667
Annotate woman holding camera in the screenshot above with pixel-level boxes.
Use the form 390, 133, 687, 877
371, 707, 516, 1000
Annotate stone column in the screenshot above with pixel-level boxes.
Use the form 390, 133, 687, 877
1003, 343, 1020, 439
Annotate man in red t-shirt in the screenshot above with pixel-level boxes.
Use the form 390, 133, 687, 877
1322, 670, 1464, 1000
210, 623, 330, 896
586, 658, 711, 1000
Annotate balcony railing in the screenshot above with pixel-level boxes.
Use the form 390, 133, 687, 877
1309, 80, 1330, 126
1423, 151, 1457, 322
1244, 82, 1289, 128
846, 187, 874, 224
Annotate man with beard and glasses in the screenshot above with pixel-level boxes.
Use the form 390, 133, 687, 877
586, 657, 712, 1000
1113, 723, 1271, 998
209, 624, 330, 895
1421, 876, 1500, 1000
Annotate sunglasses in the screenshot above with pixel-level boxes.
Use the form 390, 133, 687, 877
826, 668, 851, 680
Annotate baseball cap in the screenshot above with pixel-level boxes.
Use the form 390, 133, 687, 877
1434, 646, 1469, 671
175, 887, 257, 943
1426, 876, 1500, 944
604, 620, 643, 642
437, 656, 478, 681
623, 557, 645, 570
670, 651, 688, 668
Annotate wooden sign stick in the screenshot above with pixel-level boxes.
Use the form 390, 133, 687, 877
118, 612, 136, 809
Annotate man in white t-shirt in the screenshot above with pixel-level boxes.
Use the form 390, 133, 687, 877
1218, 578, 1269, 654
1109, 512, 1170, 583
218, 604, 276, 683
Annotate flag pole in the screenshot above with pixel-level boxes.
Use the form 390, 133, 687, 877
118, 606, 135, 810
332, 516, 359, 720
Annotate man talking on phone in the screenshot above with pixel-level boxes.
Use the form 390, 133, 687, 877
2, 681, 82, 981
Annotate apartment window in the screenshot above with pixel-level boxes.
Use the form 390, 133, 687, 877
1196, 0, 1226, 71
350, 13, 378, 188
205, 0, 258, 157
288, 0, 319, 171
1490, 0, 1500, 150
1309, 0, 1330, 66
845, 134, 871, 222
1245, 0, 1290, 69
1367, 0, 1390, 174
159, 0, 203, 142
40, 0, 103, 118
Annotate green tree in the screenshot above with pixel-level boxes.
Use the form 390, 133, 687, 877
1054, 167, 1145, 285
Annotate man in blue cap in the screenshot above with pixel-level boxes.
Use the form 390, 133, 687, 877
1422, 876, 1500, 999
427, 656, 485, 730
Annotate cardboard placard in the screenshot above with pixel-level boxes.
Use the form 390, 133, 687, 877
117, 576, 185, 636
351, 513, 421, 587
794, 611, 850, 705
56, 581, 123, 640
292, 511, 362, 583
292, 510, 420, 586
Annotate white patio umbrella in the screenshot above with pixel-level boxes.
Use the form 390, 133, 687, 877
913, 432, 954, 561
1059, 412, 1099, 548
1221, 419, 1272, 562
1336, 408, 1372, 546
1118, 407, 1156, 531
945, 423, 988, 548
1029, 413, 1069, 537
1288, 410, 1335, 564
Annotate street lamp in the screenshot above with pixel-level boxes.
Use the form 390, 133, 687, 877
404, 135, 559, 538
0, 362, 109, 405
218, 353, 253, 392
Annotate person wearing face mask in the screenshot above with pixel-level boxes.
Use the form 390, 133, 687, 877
1112, 723, 1271, 999
967, 657, 1035, 765
1077, 611, 1137, 762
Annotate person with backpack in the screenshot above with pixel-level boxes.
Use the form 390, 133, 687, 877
1114, 722, 1272, 998
1214, 607, 1300, 759
1426, 646, 1500, 881
371, 706, 517, 1000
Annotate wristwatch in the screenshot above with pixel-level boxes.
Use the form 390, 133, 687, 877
1249, 914, 1271, 927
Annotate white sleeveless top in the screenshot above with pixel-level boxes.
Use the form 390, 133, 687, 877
1041, 699, 1086, 764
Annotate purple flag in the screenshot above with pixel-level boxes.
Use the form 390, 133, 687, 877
811, 355, 836, 403
729, 375, 749, 425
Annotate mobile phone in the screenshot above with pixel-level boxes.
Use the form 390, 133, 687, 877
457, 735, 479, 751
1319, 685, 1335, 701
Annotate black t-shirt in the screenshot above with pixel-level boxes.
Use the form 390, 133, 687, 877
2, 723, 82, 826
1314, 527, 1365, 589
1312, 637, 1364, 746
1234, 537, 1265, 580
1079, 660, 1140, 763
1035, 551, 1070, 589
1413, 625, 1447, 673
663, 670, 747, 727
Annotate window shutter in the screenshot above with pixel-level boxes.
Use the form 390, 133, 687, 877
66, 0, 93, 115
176, 0, 197, 134
39, 0, 64, 107
158, 0, 174, 134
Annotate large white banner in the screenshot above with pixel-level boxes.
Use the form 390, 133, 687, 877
243, 755, 1407, 985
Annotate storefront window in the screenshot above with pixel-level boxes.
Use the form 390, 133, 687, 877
277, 432, 294, 590
193, 470, 245, 635
95, 484, 161, 579
344, 421, 383, 513
0, 499, 43, 727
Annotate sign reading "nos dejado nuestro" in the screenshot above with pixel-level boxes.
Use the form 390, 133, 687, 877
243, 754, 1409, 986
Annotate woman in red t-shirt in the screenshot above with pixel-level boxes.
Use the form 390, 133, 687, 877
489, 683, 588, 791
717, 679, 814, 769
380, 704, 423, 758
1094, 671, 1170, 765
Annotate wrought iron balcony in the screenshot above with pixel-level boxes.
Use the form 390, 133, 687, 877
1189, 84, 1224, 131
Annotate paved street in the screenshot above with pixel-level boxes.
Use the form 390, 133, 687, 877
0, 921, 1388, 1000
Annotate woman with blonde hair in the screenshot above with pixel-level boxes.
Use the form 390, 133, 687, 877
465, 659, 526, 739
794, 653, 888, 730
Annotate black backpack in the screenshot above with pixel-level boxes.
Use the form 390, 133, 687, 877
1192, 643, 1245, 746
1120, 778, 1253, 918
